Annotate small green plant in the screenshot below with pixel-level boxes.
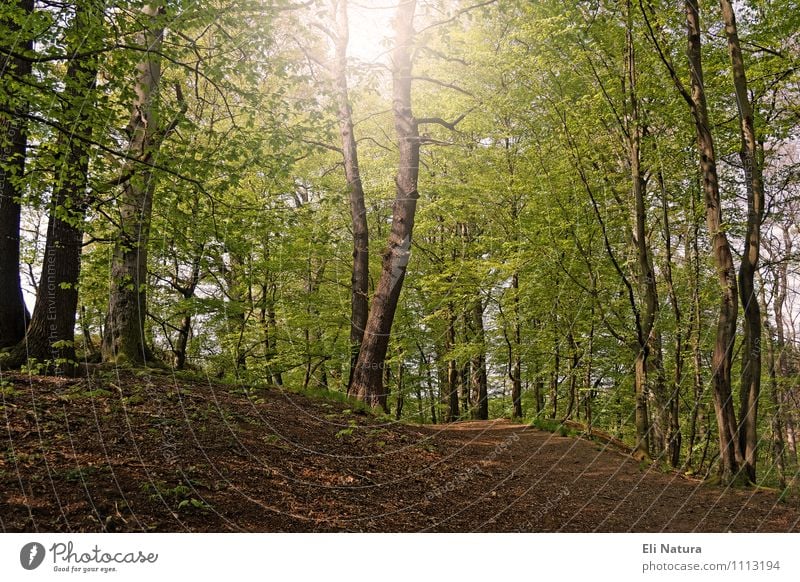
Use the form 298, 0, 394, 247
0, 379, 20, 398
20, 358, 46, 375
141, 480, 211, 512
177, 498, 212, 511
335, 419, 359, 439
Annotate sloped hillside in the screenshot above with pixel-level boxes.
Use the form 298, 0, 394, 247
1, 371, 798, 532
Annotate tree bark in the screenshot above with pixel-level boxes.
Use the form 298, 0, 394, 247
470, 298, 488, 420
445, 309, 460, 422
332, 0, 370, 393
0, 0, 33, 349
685, 186, 704, 469
349, 0, 419, 410
626, 7, 654, 459
685, 0, 743, 484
550, 334, 559, 420
102, 2, 166, 365
510, 272, 523, 420
658, 172, 683, 467
5, 0, 101, 374
719, 0, 764, 485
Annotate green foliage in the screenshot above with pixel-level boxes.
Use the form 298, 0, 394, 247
5, 0, 799, 487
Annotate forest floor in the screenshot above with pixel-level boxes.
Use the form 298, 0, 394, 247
1, 369, 798, 532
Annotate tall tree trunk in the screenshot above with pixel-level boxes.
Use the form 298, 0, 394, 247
626, 2, 654, 460
510, 272, 523, 420
394, 357, 404, 420
332, 0, 370, 393
350, 0, 419, 410
471, 298, 488, 420
417, 343, 436, 424
758, 280, 785, 487
534, 373, 544, 416
583, 316, 595, 432
658, 172, 683, 467
686, 186, 704, 469
445, 310, 460, 422
172, 250, 201, 370
561, 332, 579, 422
6, 0, 101, 374
0, 0, 33, 349
102, 2, 166, 365
550, 337, 559, 420
684, 0, 743, 483
719, 0, 764, 485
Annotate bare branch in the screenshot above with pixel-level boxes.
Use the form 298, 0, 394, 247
411, 75, 474, 97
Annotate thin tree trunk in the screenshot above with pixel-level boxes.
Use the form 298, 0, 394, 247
550, 338, 560, 420
0, 0, 33, 349
561, 331, 579, 423
685, 0, 743, 483
583, 317, 595, 432
446, 310, 460, 422
658, 172, 683, 467
685, 186, 704, 469
332, 0, 370, 393
510, 272, 523, 420
626, 1, 655, 460
719, 0, 764, 484
350, 0, 419, 410
471, 298, 488, 420
395, 357, 404, 420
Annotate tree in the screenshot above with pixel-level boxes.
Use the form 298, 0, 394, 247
102, 2, 177, 365
349, 0, 420, 409
5, 0, 104, 373
719, 0, 765, 485
0, 0, 33, 349
677, 0, 742, 483
330, 0, 370, 391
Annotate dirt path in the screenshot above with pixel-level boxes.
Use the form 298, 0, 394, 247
414, 420, 800, 532
1, 373, 798, 532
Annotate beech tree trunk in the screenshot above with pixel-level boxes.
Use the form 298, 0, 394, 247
685, 0, 743, 484
626, 9, 654, 459
0, 0, 33, 349
349, 0, 418, 410
471, 299, 488, 420
445, 310, 460, 422
510, 272, 523, 420
550, 335, 559, 420
685, 187, 704, 469
5, 0, 101, 373
332, 0, 370, 392
659, 172, 683, 468
102, 3, 165, 365
719, 0, 764, 485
